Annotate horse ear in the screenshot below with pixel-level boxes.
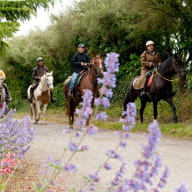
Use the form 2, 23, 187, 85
50, 71, 53, 75
93, 53, 98, 57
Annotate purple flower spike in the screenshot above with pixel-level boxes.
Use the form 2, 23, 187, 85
175, 183, 189, 192
68, 141, 78, 152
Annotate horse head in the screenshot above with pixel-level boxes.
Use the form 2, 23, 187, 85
90, 54, 104, 76
171, 56, 186, 90
44, 71, 54, 91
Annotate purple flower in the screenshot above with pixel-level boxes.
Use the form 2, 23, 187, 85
87, 126, 98, 135
106, 150, 121, 160
104, 162, 112, 170
62, 129, 73, 135
158, 167, 169, 188
88, 173, 100, 183
120, 102, 136, 131
76, 89, 93, 127
175, 183, 189, 192
80, 145, 89, 151
119, 141, 127, 148
64, 164, 77, 172
68, 141, 78, 152
96, 112, 108, 121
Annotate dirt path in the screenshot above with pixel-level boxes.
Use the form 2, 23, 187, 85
24, 121, 192, 192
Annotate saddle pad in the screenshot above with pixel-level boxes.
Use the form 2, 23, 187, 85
147, 75, 154, 87
133, 75, 146, 90
63, 72, 86, 86
63, 76, 72, 86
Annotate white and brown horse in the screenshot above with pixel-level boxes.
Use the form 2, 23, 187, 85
27, 72, 54, 123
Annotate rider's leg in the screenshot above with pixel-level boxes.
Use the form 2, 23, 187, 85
68, 72, 78, 96
29, 82, 38, 102
3, 83, 12, 102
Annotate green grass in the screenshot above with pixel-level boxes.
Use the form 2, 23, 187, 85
14, 91, 192, 138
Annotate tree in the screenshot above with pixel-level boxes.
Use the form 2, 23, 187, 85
0, 0, 54, 52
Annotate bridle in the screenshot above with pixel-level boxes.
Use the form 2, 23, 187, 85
154, 58, 185, 82
90, 56, 104, 74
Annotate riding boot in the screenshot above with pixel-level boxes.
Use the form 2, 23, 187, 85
141, 78, 153, 100
141, 78, 148, 96
3, 83, 12, 102
68, 89, 73, 97
50, 91, 56, 103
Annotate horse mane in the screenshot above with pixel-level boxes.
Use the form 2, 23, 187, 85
158, 57, 175, 73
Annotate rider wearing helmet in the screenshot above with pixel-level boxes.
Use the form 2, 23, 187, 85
29, 57, 55, 102
68, 43, 90, 96
140, 40, 161, 97
0, 70, 12, 102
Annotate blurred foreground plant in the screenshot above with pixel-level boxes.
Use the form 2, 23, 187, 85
0, 103, 35, 191
34, 53, 189, 192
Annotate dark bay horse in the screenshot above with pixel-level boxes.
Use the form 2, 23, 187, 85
63, 55, 103, 129
123, 56, 186, 123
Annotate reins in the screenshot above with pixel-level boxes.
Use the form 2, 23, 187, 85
153, 67, 179, 82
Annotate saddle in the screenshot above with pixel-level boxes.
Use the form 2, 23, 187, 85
63, 71, 86, 87
133, 72, 154, 90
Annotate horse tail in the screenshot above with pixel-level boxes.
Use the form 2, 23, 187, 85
123, 78, 137, 111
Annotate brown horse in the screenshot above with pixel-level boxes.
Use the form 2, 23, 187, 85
63, 54, 104, 129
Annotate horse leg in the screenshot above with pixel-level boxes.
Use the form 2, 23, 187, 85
35, 102, 41, 123
30, 102, 35, 120
42, 104, 48, 121
166, 98, 178, 123
68, 97, 75, 129
153, 101, 158, 120
140, 100, 147, 123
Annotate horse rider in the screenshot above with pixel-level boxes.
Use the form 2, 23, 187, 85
0, 70, 12, 102
140, 40, 161, 97
29, 57, 55, 102
68, 43, 90, 96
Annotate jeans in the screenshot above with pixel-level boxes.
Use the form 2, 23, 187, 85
69, 72, 78, 91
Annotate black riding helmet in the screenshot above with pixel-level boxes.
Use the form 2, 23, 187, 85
78, 44, 86, 48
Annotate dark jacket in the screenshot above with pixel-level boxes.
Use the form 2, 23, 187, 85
32, 65, 49, 82
72, 52, 90, 73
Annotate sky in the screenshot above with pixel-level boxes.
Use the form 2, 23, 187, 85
15, 0, 78, 36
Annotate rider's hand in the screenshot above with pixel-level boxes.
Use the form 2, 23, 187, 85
38, 77, 41, 79
81, 62, 87, 66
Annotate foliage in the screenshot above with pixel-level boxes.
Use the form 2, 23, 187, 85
0, 103, 35, 191
0, 0, 54, 52
1, 0, 192, 110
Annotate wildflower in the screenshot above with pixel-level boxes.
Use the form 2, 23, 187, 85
87, 126, 98, 135
80, 145, 89, 151
88, 173, 100, 183
96, 112, 108, 121
68, 141, 78, 152
64, 164, 77, 172
106, 150, 121, 160
175, 183, 189, 192
76, 89, 93, 127
104, 162, 112, 170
